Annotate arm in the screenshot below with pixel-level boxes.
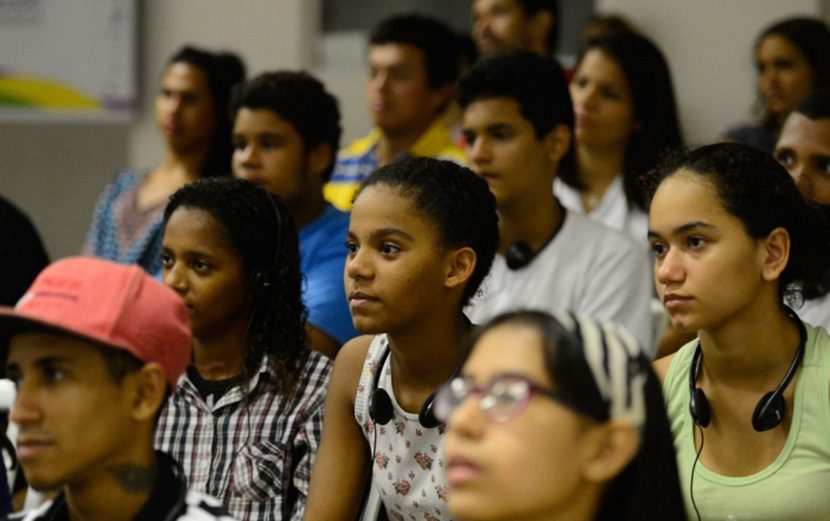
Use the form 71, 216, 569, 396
303, 336, 373, 521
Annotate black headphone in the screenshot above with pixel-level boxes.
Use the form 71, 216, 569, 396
249, 188, 284, 305
504, 210, 566, 271
505, 242, 536, 270
369, 347, 449, 429
688, 307, 806, 432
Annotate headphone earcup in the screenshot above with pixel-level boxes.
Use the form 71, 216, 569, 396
689, 388, 711, 428
505, 242, 534, 270
752, 391, 786, 432
418, 391, 441, 429
370, 388, 394, 425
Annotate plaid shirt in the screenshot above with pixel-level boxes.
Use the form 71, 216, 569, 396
154, 352, 332, 521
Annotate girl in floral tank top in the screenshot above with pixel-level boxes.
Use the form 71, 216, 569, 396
304, 157, 499, 521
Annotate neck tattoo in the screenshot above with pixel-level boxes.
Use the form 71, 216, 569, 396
107, 463, 157, 494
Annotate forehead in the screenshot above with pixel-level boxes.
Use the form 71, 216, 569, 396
649, 170, 733, 228
368, 43, 427, 71
576, 49, 627, 84
463, 97, 529, 128
233, 107, 300, 137
777, 113, 830, 154
757, 34, 804, 60
8, 332, 104, 367
164, 207, 232, 250
464, 323, 550, 385
161, 62, 210, 92
350, 184, 438, 237
474, 0, 524, 15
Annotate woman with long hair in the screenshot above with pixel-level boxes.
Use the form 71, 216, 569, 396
84, 46, 245, 274
651, 143, 830, 520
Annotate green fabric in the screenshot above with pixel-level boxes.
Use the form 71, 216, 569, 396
663, 324, 830, 521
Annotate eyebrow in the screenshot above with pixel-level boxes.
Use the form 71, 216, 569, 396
347, 227, 414, 242
648, 221, 715, 239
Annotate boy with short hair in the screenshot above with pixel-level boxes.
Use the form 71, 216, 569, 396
0, 257, 236, 521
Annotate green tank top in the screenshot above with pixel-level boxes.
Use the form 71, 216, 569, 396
663, 324, 830, 521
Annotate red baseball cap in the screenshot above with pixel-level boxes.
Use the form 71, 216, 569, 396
0, 257, 192, 387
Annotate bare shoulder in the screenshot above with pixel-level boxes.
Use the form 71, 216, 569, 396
652, 352, 677, 388
329, 335, 375, 403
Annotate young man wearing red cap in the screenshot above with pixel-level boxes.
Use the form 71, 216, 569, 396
0, 257, 237, 521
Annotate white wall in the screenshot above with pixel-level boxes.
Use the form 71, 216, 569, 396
595, 0, 822, 144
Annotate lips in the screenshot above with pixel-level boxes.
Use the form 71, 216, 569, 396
16, 438, 54, 460
663, 293, 691, 310
349, 291, 379, 308
446, 453, 480, 486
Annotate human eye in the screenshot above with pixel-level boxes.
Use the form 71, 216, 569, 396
817, 157, 830, 176
687, 236, 707, 250
572, 75, 588, 89
491, 128, 512, 141
649, 241, 668, 259
379, 242, 401, 255
41, 362, 66, 385
600, 86, 622, 100
345, 239, 359, 257
160, 251, 173, 268
5, 367, 20, 388
231, 136, 247, 151
462, 131, 476, 148
775, 149, 795, 169
192, 259, 212, 273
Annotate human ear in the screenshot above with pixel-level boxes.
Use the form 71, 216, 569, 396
581, 421, 640, 483
543, 123, 572, 163
428, 84, 454, 114
308, 142, 334, 182
444, 247, 477, 291
760, 227, 790, 282
127, 363, 169, 423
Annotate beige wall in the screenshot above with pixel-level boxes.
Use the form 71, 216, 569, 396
1, 0, 317, 260
3, 0, 830, 260
595, 0, 823, 143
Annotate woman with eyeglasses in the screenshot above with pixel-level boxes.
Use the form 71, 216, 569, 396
437, 310, 686, 521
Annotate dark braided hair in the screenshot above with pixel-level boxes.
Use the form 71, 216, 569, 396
164, 177, 308, 396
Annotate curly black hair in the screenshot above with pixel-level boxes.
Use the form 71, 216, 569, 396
355, 157, 499, 307
164, 177, 308, 396
229, 70, 341, 182
370, 13, 460, 88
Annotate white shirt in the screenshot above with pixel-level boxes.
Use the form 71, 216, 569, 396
797, 293, 830, 333
466, 210, 655, 354
554, 175, 649, 250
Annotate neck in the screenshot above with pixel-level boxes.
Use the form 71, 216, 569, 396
376, 117, 435, 166
64, 445, 158, 521
159, 144, 209, 182
290, 191, 328, 229
386, 311, 470, 394
698, 300, 801, 385
497, 191, 562, 255
575, 145, 626, 204
193, 318, 250, 380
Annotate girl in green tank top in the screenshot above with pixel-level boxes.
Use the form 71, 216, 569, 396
647, 143, 830, 521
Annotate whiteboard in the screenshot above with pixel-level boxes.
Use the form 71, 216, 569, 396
0, 0, 137, 122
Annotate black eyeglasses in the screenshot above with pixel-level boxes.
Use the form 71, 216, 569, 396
433, 373, 580, 424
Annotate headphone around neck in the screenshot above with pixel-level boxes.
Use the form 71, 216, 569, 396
688, 307, 807, 432
369, 346, 451, 429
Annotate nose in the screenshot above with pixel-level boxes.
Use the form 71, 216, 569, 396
791, 167, 815, 200
345, 247, 373, 282
10, 382, 42, 426
163, 261, 188, 296
468, 137, 492, 166
655, 247, 685, 287
446, 392, 485, 439
239, 144, 260, 169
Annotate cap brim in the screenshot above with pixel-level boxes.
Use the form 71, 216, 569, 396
0, 307, 126, 353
